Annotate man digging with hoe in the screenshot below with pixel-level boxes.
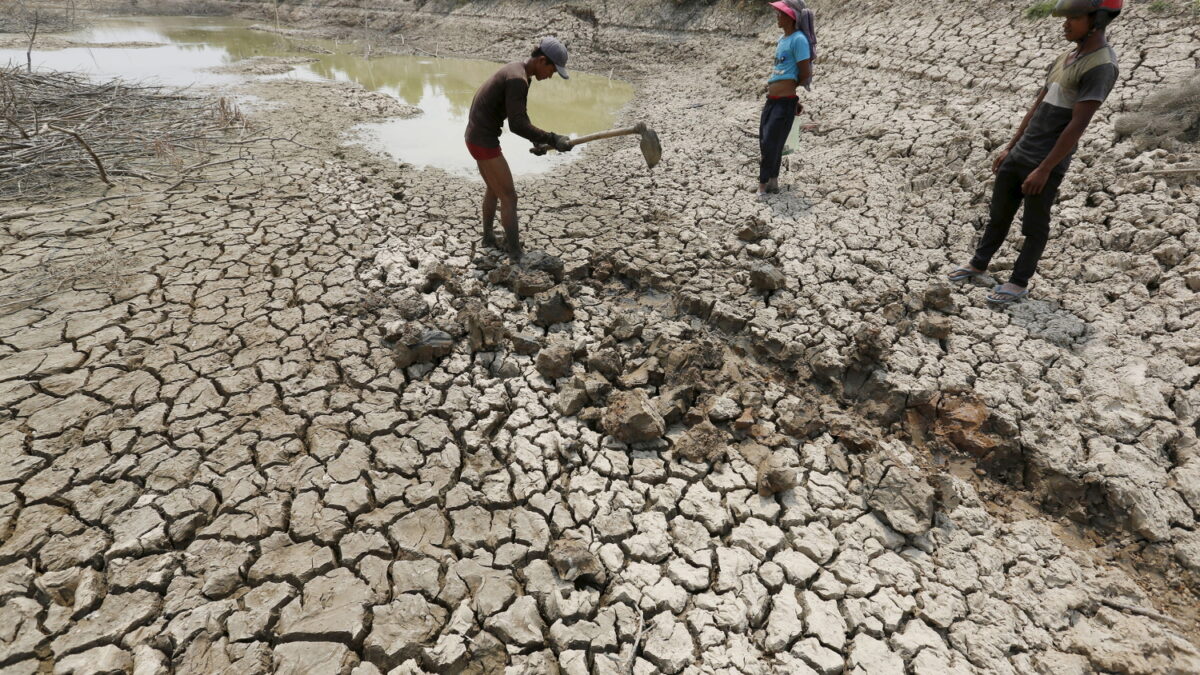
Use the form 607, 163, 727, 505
465, 36, 574, 261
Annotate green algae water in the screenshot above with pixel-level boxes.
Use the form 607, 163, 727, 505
0, 16, 634, 177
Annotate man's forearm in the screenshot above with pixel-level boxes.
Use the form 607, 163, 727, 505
1035, 118, 1088, 173
1008, 91, 1046, 149
1035, 100, 1100, 172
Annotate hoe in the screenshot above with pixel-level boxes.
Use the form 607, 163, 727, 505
530, 122, 662, 169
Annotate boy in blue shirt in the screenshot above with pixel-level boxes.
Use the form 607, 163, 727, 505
758, 0, 813, 197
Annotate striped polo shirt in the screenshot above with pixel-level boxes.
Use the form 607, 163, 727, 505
1010, 46, 1119, 173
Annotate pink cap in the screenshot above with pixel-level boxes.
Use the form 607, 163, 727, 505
769, 1, 797, 21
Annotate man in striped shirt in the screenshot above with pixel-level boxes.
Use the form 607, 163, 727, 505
948, 0, 1122, 304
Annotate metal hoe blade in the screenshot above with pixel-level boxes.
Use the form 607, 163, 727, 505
639, 127, 662, 169
634, 122, 662, 169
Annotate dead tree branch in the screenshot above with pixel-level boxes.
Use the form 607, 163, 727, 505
47, 123, 112, 185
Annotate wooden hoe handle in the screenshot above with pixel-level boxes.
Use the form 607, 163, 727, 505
530, 123, 646, 155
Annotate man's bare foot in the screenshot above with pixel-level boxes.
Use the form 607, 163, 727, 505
482, 229, 499, 249
503, 230, 522, 262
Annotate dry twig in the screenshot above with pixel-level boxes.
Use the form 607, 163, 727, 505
1100, 598, 1191, 629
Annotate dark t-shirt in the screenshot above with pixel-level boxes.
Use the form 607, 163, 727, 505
1010, 46, 1119, 173
465, 61, 553, 149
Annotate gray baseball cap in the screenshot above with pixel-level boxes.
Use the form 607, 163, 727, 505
539, 36, 570, 79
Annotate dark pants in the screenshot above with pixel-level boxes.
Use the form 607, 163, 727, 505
969, 158, 1066, 288
758, 97, 797, 184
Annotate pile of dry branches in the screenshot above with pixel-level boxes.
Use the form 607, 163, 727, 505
1115, 70, 1200, 151
0, 67, 248, 201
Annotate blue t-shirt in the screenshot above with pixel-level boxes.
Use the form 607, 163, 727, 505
768, 32, 811, 84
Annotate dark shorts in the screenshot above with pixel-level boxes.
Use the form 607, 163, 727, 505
467, 142, 503, 161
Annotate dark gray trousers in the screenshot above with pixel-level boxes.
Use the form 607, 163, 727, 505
758, 97, 797, 184
970, 158, 1065, 287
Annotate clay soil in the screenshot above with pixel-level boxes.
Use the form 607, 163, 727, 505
2, 1, 1200, 673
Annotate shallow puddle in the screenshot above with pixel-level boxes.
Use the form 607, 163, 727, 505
0, 16, 634, 177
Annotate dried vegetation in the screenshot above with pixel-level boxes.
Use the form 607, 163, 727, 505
0, 67, 248, 202
1115, 70, 1200, 150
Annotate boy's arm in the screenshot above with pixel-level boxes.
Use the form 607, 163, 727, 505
797, 59, 812, 86
1021, 99, 1101, 194
794, 36, 813, 114
794, 58, 812, 114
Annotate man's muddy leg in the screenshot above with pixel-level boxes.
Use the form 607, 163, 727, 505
477, 155, 521, 260
475, 161, 501, 249
481, 185, 499, 248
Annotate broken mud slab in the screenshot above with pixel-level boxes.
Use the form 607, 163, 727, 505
235, 77, 422, 151
250, 79, 421, 122
0, 35, 163, 50
208, 55, 318, 76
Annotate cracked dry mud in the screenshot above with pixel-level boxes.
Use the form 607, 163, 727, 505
3, 0, 1200, 673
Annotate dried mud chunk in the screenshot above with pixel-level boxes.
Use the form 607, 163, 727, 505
918, 315, 952, 340
642, 613, 696, 673
749, 263, 787, 292
276, 568, 371, 643
364, 594, 447, 669
549, 539, 606, 585
864, 457, 934, 536
737, 219, 769, 242
582, 372, 613, 405
388, 324, 454, 368
673, 420, 726, 463
536, 344, 574, 379
459, 303, 506, 352
555, 381, 589, 417
50, 589, 162, 657
486, 264, 514, 287
655, 384, 696, 425
756, 454, 797, 497
587, 348, 623, 381
273, 641, 359, 675
733, 408, 755, 431
521, 251, 564, 283
55, 645, 134, 674
421, 263, 456, 293
707, 396, 741, 423
485, 595, 546, 648
677, 292, 715, 320
619, 356, 660, 389
932, 394, 995, 456
601, 390, 665, 444
609, 315, 644, 341
533, 289, 574, 327
709, 302, 748, 333
509, 332, 541, 355
922, 283, 957, 313
512, 270, 556, 298
392, 289, 430, 321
